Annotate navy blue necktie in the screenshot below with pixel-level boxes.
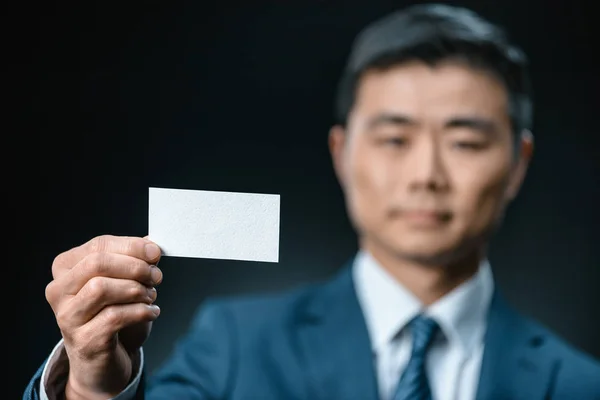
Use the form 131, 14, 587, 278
392, 314, 440, 400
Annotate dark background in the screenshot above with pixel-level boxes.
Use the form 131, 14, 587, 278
22, 0, 598, 397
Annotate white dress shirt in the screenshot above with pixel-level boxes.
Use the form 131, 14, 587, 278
41, 250, 494, 400
353, 250, 495, 400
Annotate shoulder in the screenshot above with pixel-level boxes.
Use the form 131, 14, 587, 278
189, 279, 324, 332
531, 318, 600, 371
523, 316, 600, 393
545, 327, 600, 390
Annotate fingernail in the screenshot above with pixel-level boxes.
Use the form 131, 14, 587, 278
149, 304, 161, 316
145, 243, 160, 260
150, 266, 163, 284
147, 287, 157, 301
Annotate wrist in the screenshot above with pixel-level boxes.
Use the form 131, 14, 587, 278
64, 361, 132, 400
64, 379, 115, 400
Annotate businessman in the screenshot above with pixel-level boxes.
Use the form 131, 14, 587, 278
25, 3, 600, 400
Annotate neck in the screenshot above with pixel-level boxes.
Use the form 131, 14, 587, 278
360, 238, 484, 306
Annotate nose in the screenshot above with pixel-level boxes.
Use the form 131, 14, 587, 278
406, 136, 449, 192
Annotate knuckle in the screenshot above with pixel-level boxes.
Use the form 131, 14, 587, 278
89, 235, 111, 253
51, 252, 69, 278
128, 284, 146, 299
86, 276, 106, 298
88, 236, 102, 253
55, 308, 71, 330
45, 281, 58, 305
103, 306, 123, 326
84, 252, 106, 273
52, 253, 64, 269
132, 262, 150, 281
125, 238, 141, 255
134, 304, 150, 319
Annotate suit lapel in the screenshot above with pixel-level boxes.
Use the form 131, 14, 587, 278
292, 261, 560, 400
293, 261, 379, 400
476, 291, 559, 400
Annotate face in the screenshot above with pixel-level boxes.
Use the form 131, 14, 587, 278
330, 60, 533, 265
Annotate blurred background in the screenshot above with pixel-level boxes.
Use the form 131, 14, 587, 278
21, 0, 598, 397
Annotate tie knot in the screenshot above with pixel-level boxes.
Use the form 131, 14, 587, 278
408, 314, 439, 356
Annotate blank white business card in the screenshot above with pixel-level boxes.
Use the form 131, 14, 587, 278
148, 187, 280, 262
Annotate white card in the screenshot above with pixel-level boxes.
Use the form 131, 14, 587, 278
148, 187, 280, 262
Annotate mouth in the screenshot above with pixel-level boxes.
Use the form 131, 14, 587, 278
397, 209, 453, 226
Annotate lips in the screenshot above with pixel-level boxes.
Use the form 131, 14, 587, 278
399, 209, 452, 224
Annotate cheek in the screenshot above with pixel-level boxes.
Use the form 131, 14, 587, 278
344, 143, 394, 220
454, 161, 511, 225
349, 147, 392, 198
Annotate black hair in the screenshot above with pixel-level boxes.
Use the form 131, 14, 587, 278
335, 3, 533, 136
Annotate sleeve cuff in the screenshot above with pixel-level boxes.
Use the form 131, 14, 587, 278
39, 339, 69, 400
39, 339, 144, 400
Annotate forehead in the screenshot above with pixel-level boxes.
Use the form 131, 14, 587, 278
352, 60, 510, 120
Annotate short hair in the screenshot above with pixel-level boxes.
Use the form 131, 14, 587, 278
335, 3, 533, 136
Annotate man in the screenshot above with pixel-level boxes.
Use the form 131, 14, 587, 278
24, 3, 600, 400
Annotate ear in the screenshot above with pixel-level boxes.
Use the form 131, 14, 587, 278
505, 129, 534, 201
329, 124, 348, 190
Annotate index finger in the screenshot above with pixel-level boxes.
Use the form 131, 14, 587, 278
52, 235, 161, 278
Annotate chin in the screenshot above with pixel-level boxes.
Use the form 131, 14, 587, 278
397, 250, 460, 267
385, 236, 466, 266
390, 230, 488, 266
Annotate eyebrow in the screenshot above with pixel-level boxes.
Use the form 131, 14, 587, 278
365, 112, 499, 135
365, 113, 416, 129
445, 117, 498, 134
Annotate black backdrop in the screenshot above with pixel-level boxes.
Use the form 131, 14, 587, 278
22, 0, 599, 397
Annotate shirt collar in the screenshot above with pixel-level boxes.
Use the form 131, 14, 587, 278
353, 249, 494, 358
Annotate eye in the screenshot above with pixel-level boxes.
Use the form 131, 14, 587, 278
376, 136, 408, 147
385, 137, 407, 146
452, 141, 487, 150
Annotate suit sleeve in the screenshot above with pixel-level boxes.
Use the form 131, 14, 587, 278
23, 360, 45, 400
23, 339, 72, 400
144, 300, 238, 400
551, 350, 600, 399
23, 300, 236, 400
